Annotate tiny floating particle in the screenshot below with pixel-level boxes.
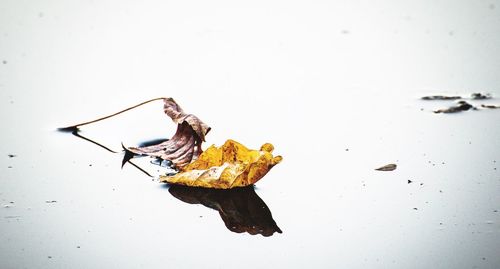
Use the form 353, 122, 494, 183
481, 104, 500, 109
421, 95, 461, 100
375, 163, 397, 171
471, 93, 491, 100
434, 101, 474, 113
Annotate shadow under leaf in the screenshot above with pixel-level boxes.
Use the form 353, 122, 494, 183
168, 185, 282, 237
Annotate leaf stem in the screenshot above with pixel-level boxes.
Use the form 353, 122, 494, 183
58, 97, 166, 130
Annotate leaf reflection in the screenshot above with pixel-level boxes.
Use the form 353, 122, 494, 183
168, 185, 282, 237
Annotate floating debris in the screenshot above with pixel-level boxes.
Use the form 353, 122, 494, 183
7, 154, 16, 158
408, 180, 413, 184
481, 104, 500, 109
375, 163, 397, 171
45, 200, 57, 203
421, 95, 461, 100
434, 101, 474, 113
471, 93, 491, 100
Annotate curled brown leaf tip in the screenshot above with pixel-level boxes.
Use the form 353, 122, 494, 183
127, 98, 211, 168
163, 98, 211, 142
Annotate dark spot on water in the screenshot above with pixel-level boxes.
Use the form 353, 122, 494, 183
77, 246, 80, 248
48, 256, 52, 259
7, 166, 12, 168
2, 60, 6, 64
413, 208, 418, 210
8, 154, 16, 158
420, 183, 424, 186
345, 148, 349, 151
89, 164, 92, 167
408, 180, 412, 184
45, 200, 57, 203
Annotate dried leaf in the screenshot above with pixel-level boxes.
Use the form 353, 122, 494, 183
375, 163, 397, 171
434, 101, 474, 113
127, 98, 211, 168
160, 139, 282, 189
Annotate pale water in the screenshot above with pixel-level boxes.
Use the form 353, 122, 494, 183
1, 1, 500, 268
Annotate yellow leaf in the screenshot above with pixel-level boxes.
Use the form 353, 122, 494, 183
160, 139, 282, 189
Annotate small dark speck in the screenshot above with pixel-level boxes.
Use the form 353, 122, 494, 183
45, 200, 57, 203
413, 207, 418, 210
89, 164, 92, 167
439, 190, 443, 193
482, 257, 486, 260
77, 246, 81, 249
9, 201, 14, 204
2, 60, 6, 64
494, 210, 498, 213
439, 222, 443, 225
408, 180, 413, 184
420, 183, 424, 186
48, 256, 52, 259
8, 154, 16, 158
199, 215, 203, 218
345, 148, 349, 151
7, 166, 12, 169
